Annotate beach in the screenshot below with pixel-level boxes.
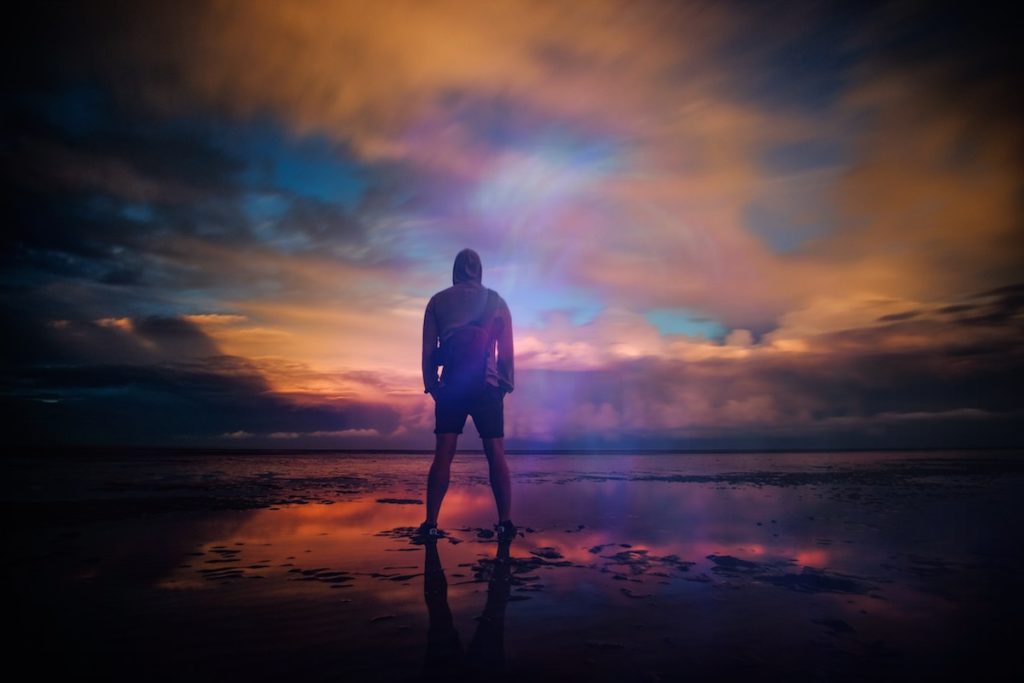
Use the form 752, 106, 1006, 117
7, 450, 1023, 681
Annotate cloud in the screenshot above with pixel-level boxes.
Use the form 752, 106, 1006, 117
13, 1, 837, 327
4, 1, 1021, 448
96, 1, 745, 157
2, 313, 401, 446
497, 287, 1023, 447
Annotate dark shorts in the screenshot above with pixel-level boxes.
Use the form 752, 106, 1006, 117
434, 384, 505, 438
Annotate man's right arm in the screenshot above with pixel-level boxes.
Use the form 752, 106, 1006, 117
422, 297, 440, 395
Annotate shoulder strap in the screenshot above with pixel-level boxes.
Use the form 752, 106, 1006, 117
473, 289, 498, 327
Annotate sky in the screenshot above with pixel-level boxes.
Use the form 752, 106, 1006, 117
3, 0, 1021, 450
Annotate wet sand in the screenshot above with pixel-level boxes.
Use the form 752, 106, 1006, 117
6, 450, 1023, 681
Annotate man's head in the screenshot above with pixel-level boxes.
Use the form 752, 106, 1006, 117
453, 248, 482, 285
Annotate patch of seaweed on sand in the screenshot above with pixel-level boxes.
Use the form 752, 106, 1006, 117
374, 526, 463, 545
455, 554, 547, 598
706, 554, 872, 594
599, 548, 696, 579
286, 566, 358, 587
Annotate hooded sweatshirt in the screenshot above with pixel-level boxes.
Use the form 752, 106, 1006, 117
422, 248, 514, 395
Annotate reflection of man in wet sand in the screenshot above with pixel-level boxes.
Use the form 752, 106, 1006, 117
421, 540, 512, 679
417, 248, 516, 542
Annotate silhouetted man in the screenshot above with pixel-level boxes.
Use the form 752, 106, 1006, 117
418, 248, 515, 542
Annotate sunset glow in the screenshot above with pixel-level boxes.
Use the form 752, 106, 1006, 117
5, 1, 1020, 449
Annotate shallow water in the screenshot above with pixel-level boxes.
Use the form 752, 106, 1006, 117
7, 450, 1023, 681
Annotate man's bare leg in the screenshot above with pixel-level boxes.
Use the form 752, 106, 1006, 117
425, 433, 458, 525
482, 437, 511, 522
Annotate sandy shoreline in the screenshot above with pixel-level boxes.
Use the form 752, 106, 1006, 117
7, 450, 1023, 681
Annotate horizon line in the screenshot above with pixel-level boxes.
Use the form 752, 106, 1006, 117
7, 445, 1021, 457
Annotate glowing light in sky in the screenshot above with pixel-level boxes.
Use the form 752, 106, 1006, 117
474, 141, 618, 229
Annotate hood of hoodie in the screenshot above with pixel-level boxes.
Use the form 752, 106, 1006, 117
452, 248, 483, 285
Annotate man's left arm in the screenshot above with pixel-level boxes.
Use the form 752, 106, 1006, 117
496, 299, 514, 395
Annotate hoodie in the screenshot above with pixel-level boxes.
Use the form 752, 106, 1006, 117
422, 249, 514, 395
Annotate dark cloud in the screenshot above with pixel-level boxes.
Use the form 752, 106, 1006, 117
952, 283, 1024, 327
936, 304, 976, 315
4, 359, 400, 447
274, 195, 365, 251
853, 1, 1024, 176
505, 308, 1023, 450
1, 313, 400, 446
877, 310, 920, 322
3, 78, 389, 330
3, 84, 250, 300
858, 0, 1023, 91
4, 81, 245, 203
132, 316, 222, 357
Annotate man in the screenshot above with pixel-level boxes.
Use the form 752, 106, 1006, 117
418, 248, 516, 542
